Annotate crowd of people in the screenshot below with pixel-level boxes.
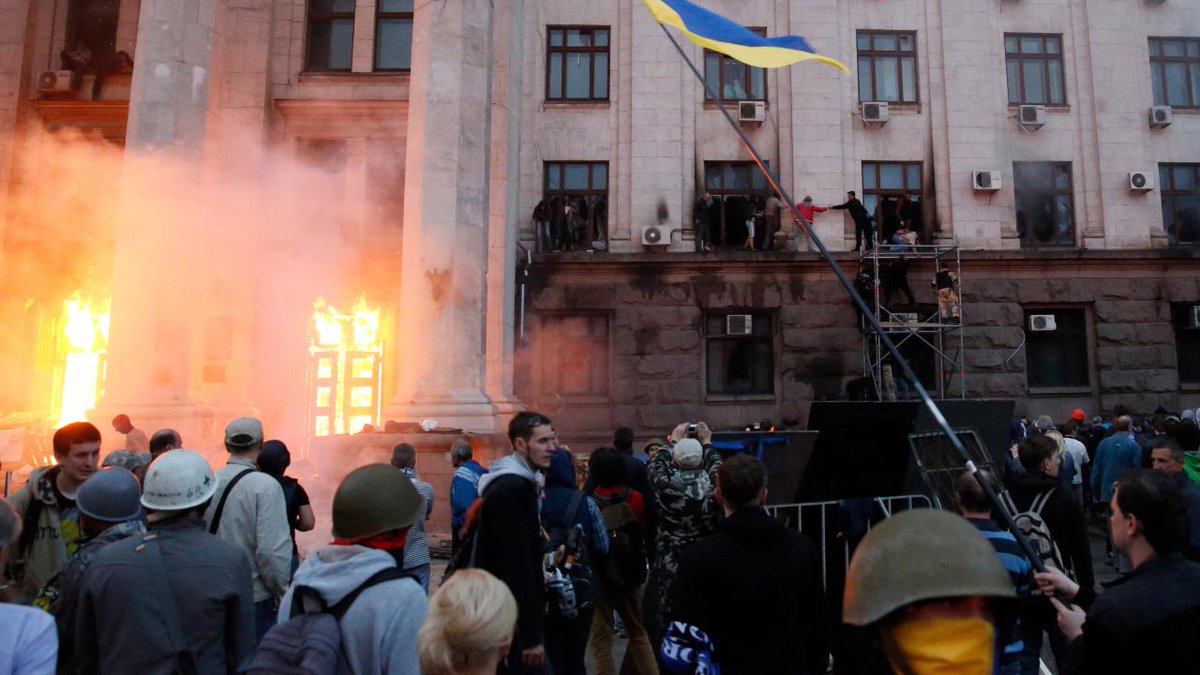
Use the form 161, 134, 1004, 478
2, 403, 1200, 674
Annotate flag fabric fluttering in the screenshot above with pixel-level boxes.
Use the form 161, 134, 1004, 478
641, 0, 850, 72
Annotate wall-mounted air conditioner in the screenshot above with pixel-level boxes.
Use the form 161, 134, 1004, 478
1149, 105, 1173, 128
38, 70, 75, 92
726, 314, 753, 335
1018, 104, 1046, 129
862, 101, 890, 124
1128, 171, 1154, 192
641, 224, 668, 246
1029, 314, 1057, 332
973, 170, 1002, 191
738, 101, 766, 124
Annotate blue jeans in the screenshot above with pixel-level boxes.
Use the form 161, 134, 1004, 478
255, 599, 276, 644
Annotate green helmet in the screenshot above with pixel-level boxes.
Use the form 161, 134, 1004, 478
332, 464, 421, 541
843, 508, 1016, 626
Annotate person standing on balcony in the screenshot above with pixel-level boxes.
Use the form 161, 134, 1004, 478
831, 191, 873, 252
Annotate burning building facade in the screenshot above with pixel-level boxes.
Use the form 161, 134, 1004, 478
0, 0, 1199, 465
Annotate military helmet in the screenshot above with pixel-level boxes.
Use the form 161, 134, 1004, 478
77, 467, 143, 522
332, 463, 421, 541
843, 508, 1016, 626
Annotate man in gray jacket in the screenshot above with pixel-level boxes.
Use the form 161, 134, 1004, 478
278, 463, 428, 673
76, 450, 255, 673
204, 417, 292, 641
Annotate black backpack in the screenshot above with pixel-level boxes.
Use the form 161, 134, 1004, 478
545, 492, 595, 616
249, 567, 413, 674
593, 488, 648, 591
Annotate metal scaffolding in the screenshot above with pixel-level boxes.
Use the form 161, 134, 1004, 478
860, 245, 966, 400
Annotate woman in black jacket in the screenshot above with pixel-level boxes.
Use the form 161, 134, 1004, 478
1005, 434, 1094, 673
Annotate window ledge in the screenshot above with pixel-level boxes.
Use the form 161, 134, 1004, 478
542, 100, 612, 110
1167, 107, 1200, 115
1027, 386, 1093, 396
859, 102, 922, 113
703, 100, 769, 110
298, 71, 411, 84
1008, 103, 1071, 113
706, 394, 778, 403
1179, 383, 1200, 392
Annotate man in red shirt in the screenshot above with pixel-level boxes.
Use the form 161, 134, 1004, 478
586, 446, 656, 675
793, 196, 828, 252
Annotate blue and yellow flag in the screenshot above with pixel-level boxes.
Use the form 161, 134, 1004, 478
642, 0, 849, 72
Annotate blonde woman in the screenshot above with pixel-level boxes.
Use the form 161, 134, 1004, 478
419, 569, 518, 675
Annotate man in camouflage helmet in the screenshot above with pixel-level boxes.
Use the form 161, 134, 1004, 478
843, 508, 1017, 674
645, 422, 723, 644
275, 464, 428, 673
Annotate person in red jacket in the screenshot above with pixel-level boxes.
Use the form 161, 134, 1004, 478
792, 196, 828, 252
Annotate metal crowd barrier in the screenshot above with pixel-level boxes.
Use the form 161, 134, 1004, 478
766, 494, 934, 589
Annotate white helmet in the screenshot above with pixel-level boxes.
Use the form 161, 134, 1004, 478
141, 450, 218, 511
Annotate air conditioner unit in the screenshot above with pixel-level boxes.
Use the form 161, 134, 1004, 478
641, 224, 669, 246
1149, 105, 1173, 128
726, 314, 753, 335
973, 170, 1002, 191
37, 70, 75, 92
1189, 304, 1200, 329
1018, 104, 1046, 129
1128, 171, 1155, 191
738, 100, 766, 123
862, 101, 890, 124
1029, 314, 1057, 332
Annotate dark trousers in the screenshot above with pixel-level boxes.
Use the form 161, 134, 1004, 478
545, 607, 594, 675
254, 599, 276, 645
855, 219, 874, 250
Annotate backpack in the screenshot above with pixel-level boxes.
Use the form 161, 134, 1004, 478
593, 488, 648, 591
544, 492, 595, 618
248, 567, 411, 674
1001, 488, 1071, 577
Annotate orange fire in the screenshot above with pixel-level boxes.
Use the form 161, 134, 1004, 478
56, 294, 110, 428
310, 296, 383, 437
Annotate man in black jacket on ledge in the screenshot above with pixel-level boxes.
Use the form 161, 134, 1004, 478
831, 190, 874, 251
669, 454, 828, 674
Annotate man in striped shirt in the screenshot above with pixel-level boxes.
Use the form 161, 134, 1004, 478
392, 443, 435, 592
955, 471, 1036, 675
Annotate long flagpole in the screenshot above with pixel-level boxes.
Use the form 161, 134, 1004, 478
658, 24, 1049, 573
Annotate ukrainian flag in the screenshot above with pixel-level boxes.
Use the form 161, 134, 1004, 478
643, 0, 849, 73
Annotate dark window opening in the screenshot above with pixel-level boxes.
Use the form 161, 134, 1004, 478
1024, 308, 1090, 389
705, 313, 775, 396
1160, 164, 1200, 245
543, 162, 608, 250
1014, 161, 1075, 248
862, 161, 924, 243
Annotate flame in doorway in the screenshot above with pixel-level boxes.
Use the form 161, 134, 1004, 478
310, 296, 383, 437
57, 294, 111, 427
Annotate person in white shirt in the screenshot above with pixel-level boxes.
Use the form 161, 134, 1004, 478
1062, 421, 1091, 508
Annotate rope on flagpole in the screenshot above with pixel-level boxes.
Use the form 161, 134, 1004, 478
657, 23, 1050, 575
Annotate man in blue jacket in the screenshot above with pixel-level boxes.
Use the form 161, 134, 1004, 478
450, 439, 487, 555
1092, 416, 1142, 570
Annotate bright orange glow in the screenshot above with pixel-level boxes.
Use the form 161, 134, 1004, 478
57, 294, 111, 427
310, 295, 383, 437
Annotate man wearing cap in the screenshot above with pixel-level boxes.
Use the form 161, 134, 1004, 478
77, 450, 255, 673
273, 464, 428, 673
203, 417, 292, 643
842, 509, 1017, 674
33, 467, 145, 672
646, 422, 722, 645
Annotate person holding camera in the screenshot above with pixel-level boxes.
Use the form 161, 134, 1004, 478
645, 422, 723, 648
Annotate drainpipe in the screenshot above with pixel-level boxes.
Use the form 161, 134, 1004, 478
516, 242, 531, 341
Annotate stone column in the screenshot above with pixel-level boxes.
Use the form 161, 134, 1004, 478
0, 0, 33, 271
483, 0, 525, 421
387, 0, 502, 432
95, 0, 218, 442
